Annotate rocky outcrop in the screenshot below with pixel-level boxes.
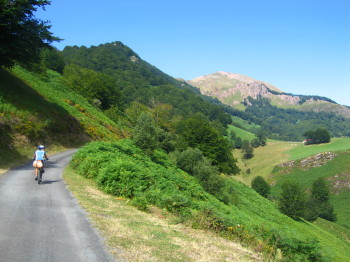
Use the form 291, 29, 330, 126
327, 174, 350, 194
278, 152, 337, 171
299, 152, 337, 168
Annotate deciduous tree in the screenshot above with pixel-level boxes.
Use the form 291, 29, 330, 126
0, 0, 60, 67
251, 176, 270, 198
279, 180, 306, 220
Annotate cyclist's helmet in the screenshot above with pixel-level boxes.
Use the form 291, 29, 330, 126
38, 145, 45, 149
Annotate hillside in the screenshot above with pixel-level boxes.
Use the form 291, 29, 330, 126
0, 66, 126, 169
234, 137, 350, 232
189, 71, 350, 117
68, 139, 350, 261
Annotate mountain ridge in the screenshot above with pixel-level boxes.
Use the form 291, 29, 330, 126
188, 71, 350, 118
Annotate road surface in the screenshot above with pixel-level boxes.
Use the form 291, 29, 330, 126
0, 149, 120, 262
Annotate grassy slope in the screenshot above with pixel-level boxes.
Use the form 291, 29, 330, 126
228, 125, 256, 141
270, 150, 350, 229
233, 141, 294, 185
0, 67, 126, 170
233, 133, 350, 247
230, 116, 260, 133
235, 138, 350, 184
12, 67, 126, 141
69, 140, 350, 261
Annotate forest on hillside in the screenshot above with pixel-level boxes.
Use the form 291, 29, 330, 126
226, 96, 350, 141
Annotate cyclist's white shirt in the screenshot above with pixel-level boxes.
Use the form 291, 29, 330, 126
35, 150, 45, 161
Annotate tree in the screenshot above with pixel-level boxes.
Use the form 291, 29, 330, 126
279, 180, 306, 220
132, 112, 174, 153
132, 113, 159, 152
251, 176, 270, 198
41, 48, 65, 73
177, 115, 239, 174
256, 130, 267, 146
306, 178, 336, 222
234, 136, 242, 149
0, 0, 60, 67
303, 128, 331, 145
312, 178, 330, 202
63, 64, 122, 109
242, 140, 254, 159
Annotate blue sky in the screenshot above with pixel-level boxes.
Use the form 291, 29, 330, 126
36, 0, 350, 106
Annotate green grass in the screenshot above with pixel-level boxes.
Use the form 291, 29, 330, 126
233, 136, 350, 245
230, 116, 260, 132
332, 191, 350, 230
12, 67, 125, 141
235, 138, 350, 185
234, 141, 296, 184
287, 138, 350, 160
228, 124, 256, 141
314, 218, 350, 244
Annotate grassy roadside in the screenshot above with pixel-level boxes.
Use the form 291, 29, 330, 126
63, 166, 262, 262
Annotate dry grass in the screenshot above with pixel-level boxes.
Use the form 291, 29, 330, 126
64, 166, 263, 262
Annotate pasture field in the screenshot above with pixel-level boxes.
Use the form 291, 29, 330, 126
287, 137, 350, 160
234, 137, 350, 185
228, 124, 256, 141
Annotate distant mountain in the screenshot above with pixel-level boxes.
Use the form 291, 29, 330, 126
189, 72, 350, 118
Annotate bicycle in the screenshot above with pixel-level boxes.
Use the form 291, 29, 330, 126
37, 166, 43, 184
33, 159, 48, 184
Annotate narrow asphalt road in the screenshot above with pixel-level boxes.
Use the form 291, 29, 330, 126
0, 149, 119, 262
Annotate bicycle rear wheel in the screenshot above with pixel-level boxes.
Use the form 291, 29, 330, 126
38, 168, 42, 184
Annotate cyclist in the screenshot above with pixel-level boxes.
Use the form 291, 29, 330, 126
33, 145, 49, 180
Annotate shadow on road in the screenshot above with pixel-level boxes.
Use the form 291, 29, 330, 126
40, 179, 62, 185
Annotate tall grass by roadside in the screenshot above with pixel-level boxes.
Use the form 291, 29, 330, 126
70, 139, 350, 261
